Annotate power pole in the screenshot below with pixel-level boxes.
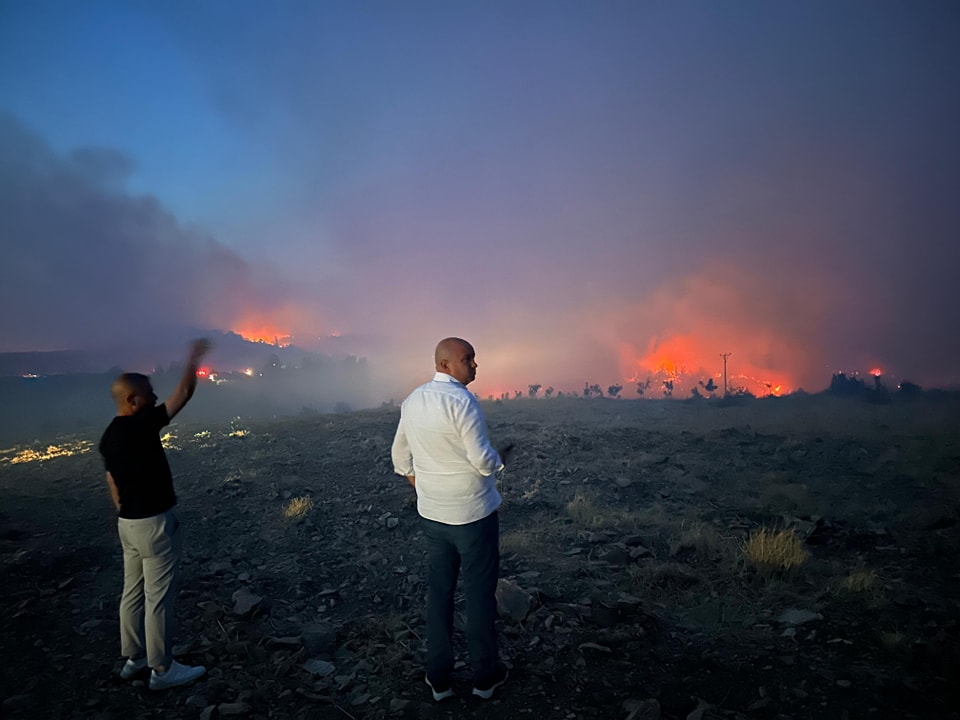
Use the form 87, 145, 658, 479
720, 353, 732, 397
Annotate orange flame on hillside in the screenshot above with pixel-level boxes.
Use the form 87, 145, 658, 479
621, 334, 794, 398
234, 324, 293, 348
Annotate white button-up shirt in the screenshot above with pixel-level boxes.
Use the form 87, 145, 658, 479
392, 372, 503, 525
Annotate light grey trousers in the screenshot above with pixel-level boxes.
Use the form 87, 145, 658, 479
117, 509, 182, 669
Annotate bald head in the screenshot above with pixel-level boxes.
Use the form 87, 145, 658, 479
110, 372, 156, 415
435, 337, 478, 386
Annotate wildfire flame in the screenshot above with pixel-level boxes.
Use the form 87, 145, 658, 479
234, 326, 293, 347
621, 334, 794, 398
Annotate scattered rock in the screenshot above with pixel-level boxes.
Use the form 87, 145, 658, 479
629, 546, 653, 560
497, 578, 534, 622
3, 694, 34, 711
578, 642, 611, 653
218, 702, 251, 715
301, 622, 337, 656
599, 547, 632, 564
303, 659, 336, 677
390, 698, 410, 712
230, 588, 262, 616
778, 608, 823, 626
623, 698, 661, 720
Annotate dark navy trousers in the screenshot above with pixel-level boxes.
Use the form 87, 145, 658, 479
421, 510, 500, 685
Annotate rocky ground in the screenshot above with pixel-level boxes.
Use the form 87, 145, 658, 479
1, 396, 959, 720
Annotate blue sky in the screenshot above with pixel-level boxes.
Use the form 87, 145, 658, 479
1, 1, 958, 397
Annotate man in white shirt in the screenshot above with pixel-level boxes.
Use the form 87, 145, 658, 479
392, 337, 513, 701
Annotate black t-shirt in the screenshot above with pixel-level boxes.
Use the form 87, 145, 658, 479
99, 404, 176, 519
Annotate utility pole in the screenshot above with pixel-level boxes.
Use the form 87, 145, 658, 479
720, 353, 732, 397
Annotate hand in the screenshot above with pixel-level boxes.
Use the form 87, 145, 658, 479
189, 338, 212, 363
498, 443, 515, 466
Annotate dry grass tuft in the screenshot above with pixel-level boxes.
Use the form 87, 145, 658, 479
839, 567, 879, 593
670, 522, 723, 560
741, 527, 809, 574
501, 528, 550, 556
878, 628, 910, 655
835, 565, 884, 605
566, 492, 638, 531
628, 562, 710, 599
283, 496, 314, 519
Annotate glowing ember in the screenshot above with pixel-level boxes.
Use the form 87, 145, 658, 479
2, 440, 93, 465
869, 367, 883, 377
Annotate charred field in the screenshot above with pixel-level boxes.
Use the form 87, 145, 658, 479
1, 395, 959, 720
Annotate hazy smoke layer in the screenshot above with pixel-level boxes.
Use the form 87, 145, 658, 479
2, 1, 960, 397
0, 114, 314, 354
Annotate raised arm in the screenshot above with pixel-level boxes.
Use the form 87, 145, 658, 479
164, 339, 212, 420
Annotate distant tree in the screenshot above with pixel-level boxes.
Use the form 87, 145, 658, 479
544, 386, 554, 398
556, 390, 564, 398
700, 378, 717, 393
662, 380, 674, 398
691, 386, 703, 399
898, 380, 922, 396
584, 382, 602, 398
828, 372, 864, 397
514, 390, 522, 399
528, 384, 541, 398
636, 378, 651, 397
607, 384, 622, 398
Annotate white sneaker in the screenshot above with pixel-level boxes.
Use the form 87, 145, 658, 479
119, 657, 148, 679
149, 660, 206, 690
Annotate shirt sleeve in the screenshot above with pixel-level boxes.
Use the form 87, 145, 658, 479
454, 395, 502, 477
150, 404, 172, 432
391, 412, 414, 476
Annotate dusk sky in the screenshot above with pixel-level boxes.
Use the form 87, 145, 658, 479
2, 1, 958, 400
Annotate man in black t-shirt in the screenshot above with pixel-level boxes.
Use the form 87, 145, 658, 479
99, 339, 210, 691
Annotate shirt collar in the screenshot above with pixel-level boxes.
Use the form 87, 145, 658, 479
432, 371, 463, 386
